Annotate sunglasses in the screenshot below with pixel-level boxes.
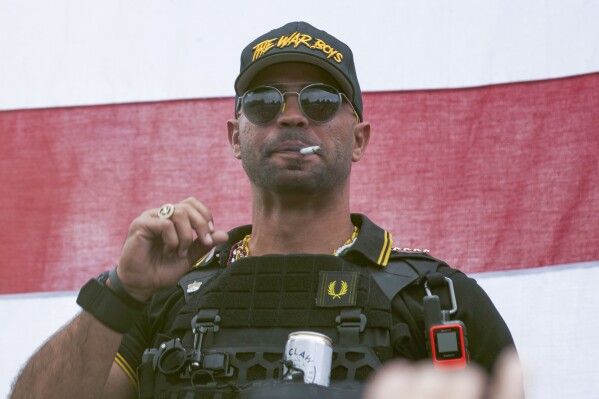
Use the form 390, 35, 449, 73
236, 83, 358, 125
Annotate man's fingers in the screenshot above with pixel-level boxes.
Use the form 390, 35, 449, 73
444, 365, 486, 399
187, 230, 229, 266
364, 361, 486, 399
182, 197, 215, 236
118, 199, 226, 299
488, 349, 525, 399
181, 197, 214, 229
169, 207, 196, 258
363, 361, 413, 399
153, 198, 217, 257
176, 198, 217, 252
128, 210, 179, 253
158, 220, 180, 254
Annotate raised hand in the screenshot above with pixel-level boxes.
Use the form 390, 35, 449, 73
116, 197, 228, 301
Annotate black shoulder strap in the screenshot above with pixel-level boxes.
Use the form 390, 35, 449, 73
371, 251, 446, 301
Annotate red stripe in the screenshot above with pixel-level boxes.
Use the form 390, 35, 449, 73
356, 73, 599, 273
1, 74, 598, 294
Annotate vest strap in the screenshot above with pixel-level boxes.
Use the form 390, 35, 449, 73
336, 308, 366, 344
190, 309, 223, 370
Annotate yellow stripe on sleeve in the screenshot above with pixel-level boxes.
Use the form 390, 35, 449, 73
115, 352, 138, 390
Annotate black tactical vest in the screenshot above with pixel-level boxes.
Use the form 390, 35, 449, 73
137, 252, 441, 399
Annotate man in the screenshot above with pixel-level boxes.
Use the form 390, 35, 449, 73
11, 22, 515, 399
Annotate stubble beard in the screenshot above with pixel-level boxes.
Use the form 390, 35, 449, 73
240, 145, 351, 196
238, 125, 354, 196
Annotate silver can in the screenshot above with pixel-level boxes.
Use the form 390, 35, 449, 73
283, 331, 333, 387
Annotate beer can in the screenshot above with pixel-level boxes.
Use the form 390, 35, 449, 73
283, 331, 333, 387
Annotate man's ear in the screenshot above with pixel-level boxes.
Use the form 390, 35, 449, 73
352, 121, 371, 162
227, 119, 242, 159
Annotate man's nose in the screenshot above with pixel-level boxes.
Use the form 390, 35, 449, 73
276, 94, 309, 127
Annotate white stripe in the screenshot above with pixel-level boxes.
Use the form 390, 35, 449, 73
1, 261, 597, 398
0, 291, 80, 396
474, 260, 599, 399
1, 0, 598, 110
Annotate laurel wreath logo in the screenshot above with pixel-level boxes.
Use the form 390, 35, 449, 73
327, 280, 348, 299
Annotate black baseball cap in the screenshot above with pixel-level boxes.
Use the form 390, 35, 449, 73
234, 21, 363, 121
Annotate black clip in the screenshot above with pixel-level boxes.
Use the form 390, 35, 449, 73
189, 310, 221, 371
191, 309, 221, 334
336, 308, 367, 344
188, 309, 232, 377
424, 276, 457, 322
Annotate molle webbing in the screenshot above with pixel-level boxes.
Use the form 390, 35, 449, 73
170, 255, 392, 333
141, 254, 434, 398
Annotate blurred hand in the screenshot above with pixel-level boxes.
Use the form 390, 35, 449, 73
363, 350, 523, 399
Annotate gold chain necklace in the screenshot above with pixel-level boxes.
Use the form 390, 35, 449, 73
230, 225, 360, 264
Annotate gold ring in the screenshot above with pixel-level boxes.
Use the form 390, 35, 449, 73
158, 203, 175, 219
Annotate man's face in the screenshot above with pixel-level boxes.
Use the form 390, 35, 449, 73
230, 62, 367, 197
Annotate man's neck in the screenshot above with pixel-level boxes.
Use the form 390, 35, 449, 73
248, 190, 355, 256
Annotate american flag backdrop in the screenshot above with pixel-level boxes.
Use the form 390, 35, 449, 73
1, 1, 598, 398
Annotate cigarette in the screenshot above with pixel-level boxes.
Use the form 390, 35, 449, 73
299, 146, 322, 155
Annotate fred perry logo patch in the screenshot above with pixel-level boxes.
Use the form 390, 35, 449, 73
317, 271, 358, 307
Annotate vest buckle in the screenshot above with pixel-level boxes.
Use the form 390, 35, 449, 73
189, 309, 223, 371
336, 308, 367, 344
